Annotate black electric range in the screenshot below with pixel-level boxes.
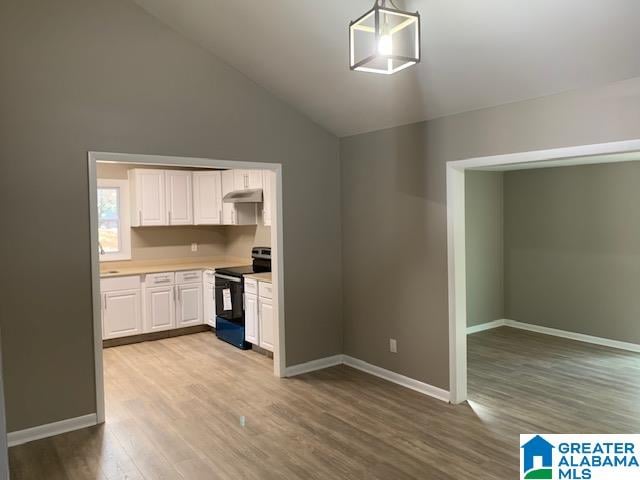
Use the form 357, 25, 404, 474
214, 247, 271, 349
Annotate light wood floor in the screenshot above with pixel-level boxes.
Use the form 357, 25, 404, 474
9, 327, 640, 479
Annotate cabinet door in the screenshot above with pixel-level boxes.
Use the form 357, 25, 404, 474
244, 293, 258, 345
247, 170, 264, 190
176, 283, 203, 328
221, 170, 235, 225
103, 289, 142, 339
193, 171, 222, 225
234, 169, 249, 191
258, 297, 274, 352
262, 170, 274, 226
165, 171, 193, 225
133, 169, 166, 226
203, 282, 216, 327
145, 285, 175, 332
234, 170, 262, 190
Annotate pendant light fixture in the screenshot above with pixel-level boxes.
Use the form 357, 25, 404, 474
349, 0, 421, 75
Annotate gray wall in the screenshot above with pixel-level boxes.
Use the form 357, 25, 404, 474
465, 171, 504, 327
0, 0, 342, 432
504, 162, 640, 343
341, 76, 640, 390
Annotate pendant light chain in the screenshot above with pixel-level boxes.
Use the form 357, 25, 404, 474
376, 0, 401, 9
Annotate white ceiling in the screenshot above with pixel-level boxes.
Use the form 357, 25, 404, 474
133, 0, 640, 137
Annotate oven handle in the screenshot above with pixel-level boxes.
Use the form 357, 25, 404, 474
214, 273, 242, 283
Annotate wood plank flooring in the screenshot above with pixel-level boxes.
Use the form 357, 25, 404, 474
9, 327, 640, 479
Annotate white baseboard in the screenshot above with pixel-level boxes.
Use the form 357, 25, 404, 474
8, 413, 98, 447
466, 319, 506, 335
468, 318, 640, 353
342, 356, 450, 403
285, 354, 450, 403
284, 354, 344, 377
504, 319, 640, 353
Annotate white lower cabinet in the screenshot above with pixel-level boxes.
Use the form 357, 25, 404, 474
103, 289, 142, 339
203, 270, 216, 327
176, 283, 203, 328
258, 296, 274, 352
145, 285, 175, 332
243, 279, 274, 352
244, 292, 259, 344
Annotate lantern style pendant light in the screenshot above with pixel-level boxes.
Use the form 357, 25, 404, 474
349, 0, 421, 75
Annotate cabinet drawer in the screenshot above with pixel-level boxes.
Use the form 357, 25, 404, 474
145, 272, 175, 286
176, 270, 202, 284
100, 275, 141, 292
258, 281, 272, 299
244, 278, 258, 295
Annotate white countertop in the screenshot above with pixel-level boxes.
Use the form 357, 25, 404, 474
244, 272, 272, 283
100, 257, 251, 278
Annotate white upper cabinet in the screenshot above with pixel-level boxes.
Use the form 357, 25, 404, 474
221, 170, 235, 225
247, 170, 264, 190
165, 171, 193, 225
130, 169, 192, 226
193, 171, 222, 225
234, 169, 263, 191
130, 169, 166, 226
130, 168, 259, 227
221, 170, 257, 225
262, 170, 274, 227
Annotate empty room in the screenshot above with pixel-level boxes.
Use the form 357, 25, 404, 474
465, 160, 640, 445
3, 1, 640, 479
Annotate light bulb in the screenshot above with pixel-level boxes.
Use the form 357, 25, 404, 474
378, 34, 392, 56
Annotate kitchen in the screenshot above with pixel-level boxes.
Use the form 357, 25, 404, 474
97, 161, 279, 368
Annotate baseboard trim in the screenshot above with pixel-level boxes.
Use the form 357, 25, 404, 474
284, 354, 344, 377
343, 355, 450, 403
504, 319, 640, 353
8, 413, 98, 447
466, 319, 506, 335
285, 354, 450, 403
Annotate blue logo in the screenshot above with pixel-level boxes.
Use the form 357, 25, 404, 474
521, 435, 554, 479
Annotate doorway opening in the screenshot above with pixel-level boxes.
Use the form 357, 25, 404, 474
447, 139, 640, 404
88, 152, 286, 423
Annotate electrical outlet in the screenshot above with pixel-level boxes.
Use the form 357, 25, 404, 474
191, 243, 198, 252
389, 338, 397, 353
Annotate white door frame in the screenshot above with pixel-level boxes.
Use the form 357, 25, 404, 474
88, 152, 286, 423
446, 138, 640, 404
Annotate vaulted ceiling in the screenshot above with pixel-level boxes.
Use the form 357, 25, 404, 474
133, 0, 640, 137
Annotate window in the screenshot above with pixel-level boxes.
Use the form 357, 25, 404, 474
97, 179, 131, 261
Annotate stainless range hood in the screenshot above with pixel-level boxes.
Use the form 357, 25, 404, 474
223, 188, 263, 203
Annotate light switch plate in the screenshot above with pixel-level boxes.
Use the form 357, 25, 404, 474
389, 338, 397, 353
191, 243, 198, 252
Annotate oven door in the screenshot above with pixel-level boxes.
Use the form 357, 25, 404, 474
214, 273, 244, 322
